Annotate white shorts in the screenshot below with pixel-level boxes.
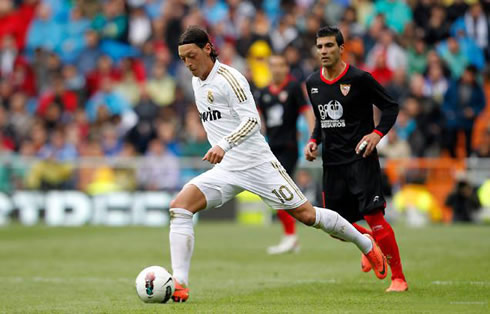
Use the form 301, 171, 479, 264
185, 161, 307, 210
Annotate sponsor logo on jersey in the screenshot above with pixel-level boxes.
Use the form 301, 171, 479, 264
340, 84, 351, 96
207, 90, 214, 103
199, 107, 222, 123
318, 100, 346, 128
311, 87, 319, 94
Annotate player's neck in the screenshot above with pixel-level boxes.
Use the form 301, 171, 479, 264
322, 61, 346, 81
271, 75, 289, 89
199, 59, 216, 81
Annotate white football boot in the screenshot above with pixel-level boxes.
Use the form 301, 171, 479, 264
267, 235, 300, 255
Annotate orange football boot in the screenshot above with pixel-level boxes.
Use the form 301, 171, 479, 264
361, 253, 372, 272
363, 234, 388, 280
172, 280, 189, 302
386, 278, 409, 292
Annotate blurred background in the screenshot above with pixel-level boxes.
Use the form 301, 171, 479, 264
0, 0, 489, 227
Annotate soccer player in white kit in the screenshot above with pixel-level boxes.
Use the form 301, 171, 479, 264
169, 26, 387, 302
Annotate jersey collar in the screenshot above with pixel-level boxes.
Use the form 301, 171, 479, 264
320, 63, 349, 85
199, 59, 221, 85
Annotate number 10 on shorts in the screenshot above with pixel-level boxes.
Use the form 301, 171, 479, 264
272, 185, 294, 203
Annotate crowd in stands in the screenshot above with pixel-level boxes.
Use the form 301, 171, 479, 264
0, 0, 489, 195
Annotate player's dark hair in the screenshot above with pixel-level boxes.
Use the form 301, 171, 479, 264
316, 26, 344, 46
178, 26, 218, 61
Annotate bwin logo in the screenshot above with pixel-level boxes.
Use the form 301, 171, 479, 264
200, 107, 222, 123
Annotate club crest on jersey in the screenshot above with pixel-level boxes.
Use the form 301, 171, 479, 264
207, 90, 214, 103
340, 84, 351, 96
279, 91, 288, 102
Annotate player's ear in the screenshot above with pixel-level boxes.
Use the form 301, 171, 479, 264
339, 44, 344, 54
203, 43, 212, 56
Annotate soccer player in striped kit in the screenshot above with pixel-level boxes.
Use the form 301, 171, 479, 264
169, 26, 387, 302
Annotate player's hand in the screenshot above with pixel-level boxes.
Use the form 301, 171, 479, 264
356, 132, 382, 158
304, 141, 318, 161
203, 145, 225, 164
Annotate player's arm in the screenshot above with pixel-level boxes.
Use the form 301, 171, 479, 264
303, 82, 320, 161
356, 72, 399, 157
203, 70, 261, 164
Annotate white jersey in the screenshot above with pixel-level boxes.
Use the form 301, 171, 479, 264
191, 60, 277, 171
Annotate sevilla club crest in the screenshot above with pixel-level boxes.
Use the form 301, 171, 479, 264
340, 84, 351, 96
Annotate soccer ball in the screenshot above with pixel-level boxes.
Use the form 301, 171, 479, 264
135, 266, 175, 303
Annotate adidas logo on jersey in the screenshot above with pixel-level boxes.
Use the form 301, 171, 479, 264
200, 107, 222, 123
311, 88, 319, 94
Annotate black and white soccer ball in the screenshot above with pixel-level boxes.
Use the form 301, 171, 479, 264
135, 266, 175, 303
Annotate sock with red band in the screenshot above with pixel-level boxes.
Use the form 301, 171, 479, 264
277, 210, 296, 235
364, 211, 406, 281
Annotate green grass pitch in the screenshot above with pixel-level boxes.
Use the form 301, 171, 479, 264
1, 222, 489, 313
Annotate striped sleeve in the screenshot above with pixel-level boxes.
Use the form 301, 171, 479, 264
217, 66, 248, 103
217, 117, 259, 152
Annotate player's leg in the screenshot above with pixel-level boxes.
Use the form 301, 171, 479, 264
169, 168, 242, 302
364, 210, 408, 291
268, 149, 299, 254
286, 201, 387, 279
351, 156, 408, 291
243, 161, 387, 279
168, 184, 205, 302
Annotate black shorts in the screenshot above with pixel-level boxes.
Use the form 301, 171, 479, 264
322, 155, 386, 223
271, 147, 298, 176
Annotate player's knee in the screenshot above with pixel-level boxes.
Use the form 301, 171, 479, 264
288, 204, 316, 226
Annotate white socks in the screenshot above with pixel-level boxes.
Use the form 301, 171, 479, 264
169, 208, 194, 286
313, 206, 372, 254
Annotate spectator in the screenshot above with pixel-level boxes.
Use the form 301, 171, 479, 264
77, 29, 102, 76
85, 55, 121, 95
57, 6, 90, 64
378, 129, 411, 159
423, 63, 448, 106
406, 36, 427, 78
446, 0, 469, 24
423, 5, 450, 46
8, 91, 32, 146
454, 2, 488, 58
128, 5, 152, 47
26, 3, 62, 54
145, 62, 176, 107
0, 0, 37, 51
180, 108, 210, 157
442, 65, 486, 157
27, 127, 77, 190
270, 14, 298, 53
37, 75, 78, 116
367, 0, 412, 34
0, 34, 17, 78
386, 68, 409, 103
439, 37, 469, 79
137, 139, 180, 191
91, 0, 128, 42
366, 28, 406, 72
446, 176, 481, 223
85, 77, 134, 126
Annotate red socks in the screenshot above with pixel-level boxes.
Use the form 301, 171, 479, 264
352, 223, 373, 236
277, 210, 296, 235
364, 211, 406, 281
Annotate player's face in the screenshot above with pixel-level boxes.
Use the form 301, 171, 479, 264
178, 43, 212, 78
269, 56, 289, 83
316, 36, 343, 68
